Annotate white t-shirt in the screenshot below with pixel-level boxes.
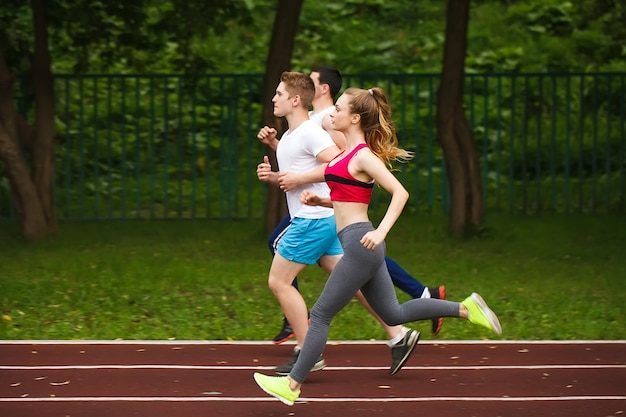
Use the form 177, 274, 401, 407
308, 106, 334, 126
276, 119, 336, 219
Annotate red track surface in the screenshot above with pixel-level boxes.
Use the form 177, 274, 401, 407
1, 340, 624, 417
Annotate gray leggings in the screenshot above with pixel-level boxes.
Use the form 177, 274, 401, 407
290, 222, 460, 383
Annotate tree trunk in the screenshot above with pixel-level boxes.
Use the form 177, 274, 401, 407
436, 0, 483, 237
30, 0, 57, 233
261, 0, 304, 234
0, 0, 57, 240
0, 114, 47, 237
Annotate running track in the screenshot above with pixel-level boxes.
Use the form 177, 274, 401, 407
1, 340, 624, 416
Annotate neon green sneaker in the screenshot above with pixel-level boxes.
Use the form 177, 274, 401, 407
253, 372, 301, 406
462, 292, 502, 335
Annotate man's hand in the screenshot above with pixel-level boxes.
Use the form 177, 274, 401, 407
277, 172, 302, 192
257, 155, 276, 183
257, 126, 279, 150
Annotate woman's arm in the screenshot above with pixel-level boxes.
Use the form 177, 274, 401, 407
356, 151, 409, 249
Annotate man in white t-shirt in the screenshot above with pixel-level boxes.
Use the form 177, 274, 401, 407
256, 71, 343, 375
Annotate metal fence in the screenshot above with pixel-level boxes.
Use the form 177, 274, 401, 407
1, 72, 624, 220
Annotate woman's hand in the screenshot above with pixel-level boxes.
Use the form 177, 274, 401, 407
360, 229, 387, 250
301, 191, 333, 208
300, 190, 321, 206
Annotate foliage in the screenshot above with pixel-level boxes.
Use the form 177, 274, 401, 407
1, 0, 256, 76
0, 0, 624, 222
2, 71, 622, 220
46, 73, 266, 219
3, 0, 624, 76
292, 0, 446, 73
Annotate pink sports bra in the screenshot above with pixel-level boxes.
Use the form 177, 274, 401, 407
325, 143, 374, 203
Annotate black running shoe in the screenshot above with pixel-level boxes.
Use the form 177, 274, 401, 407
429, 285, 446, 335
274, 349, 326, 375
272, 317, 294, 344
389, 329, 420, 375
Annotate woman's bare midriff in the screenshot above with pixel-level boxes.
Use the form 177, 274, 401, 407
332, 201, 370, 232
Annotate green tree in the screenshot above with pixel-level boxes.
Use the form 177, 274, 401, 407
260, 0, 306, 234
0, 0, 251, 239
0, 0, 56, 240
436, 0, 483, 237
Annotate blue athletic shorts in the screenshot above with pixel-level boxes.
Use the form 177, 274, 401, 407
276, 216, 343, 265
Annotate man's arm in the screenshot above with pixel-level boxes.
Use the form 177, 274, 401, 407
278, 164, 326, 190
257, 126, 280, 151
277, 144, 340, 191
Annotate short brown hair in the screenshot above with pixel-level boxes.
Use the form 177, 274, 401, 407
280, 71, 315, 109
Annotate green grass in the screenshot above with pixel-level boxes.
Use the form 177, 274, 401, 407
1, 214, 625, 341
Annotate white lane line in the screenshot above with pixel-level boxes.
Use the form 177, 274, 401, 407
0, 396, 625, 403
1, 340, 625, 345
1, 364, 625, 371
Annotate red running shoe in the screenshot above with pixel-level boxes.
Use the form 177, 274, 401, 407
429, 285, 446, 335
272, 317, 294, 344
